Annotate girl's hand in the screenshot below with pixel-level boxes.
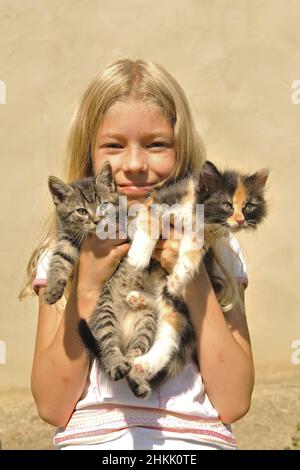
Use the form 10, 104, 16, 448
75, 233, 130, 297
151, 226, 180, 274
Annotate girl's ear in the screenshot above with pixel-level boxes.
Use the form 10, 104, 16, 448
94, 161, 115, 191
48, 176, 73, 205
199, 160, 222, 192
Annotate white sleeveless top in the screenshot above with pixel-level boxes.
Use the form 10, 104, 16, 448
33, 234, 248, 450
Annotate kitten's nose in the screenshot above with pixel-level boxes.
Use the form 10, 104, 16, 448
236, 219, 244, 225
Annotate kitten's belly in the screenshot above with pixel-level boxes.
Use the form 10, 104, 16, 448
120, 308, 140, 350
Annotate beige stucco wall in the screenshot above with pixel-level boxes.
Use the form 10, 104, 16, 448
1, 0, 299, 389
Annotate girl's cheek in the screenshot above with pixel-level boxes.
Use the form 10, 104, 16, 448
93, 152, 119, 175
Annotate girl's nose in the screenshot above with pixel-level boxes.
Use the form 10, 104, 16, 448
122, 147, 147, 173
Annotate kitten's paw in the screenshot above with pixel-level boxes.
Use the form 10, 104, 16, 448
167, 274, 183, 296
44, 279, 66, 304
127, 236, 155, 270
132, 357, 150, 375
43, 285, 65, 304
127, 375, 151, 399
126, 291, 149, 309
127, 252, 150, 270
108, 360, 132, 381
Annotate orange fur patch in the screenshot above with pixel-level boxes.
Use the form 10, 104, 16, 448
159, 299, 187, 333
232, 177, 246, 220
165, 310, 186, 333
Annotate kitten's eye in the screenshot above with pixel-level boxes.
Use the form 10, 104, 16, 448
244, 203, 256, 213
76, 208, 88, 216
222, 201, 233, 211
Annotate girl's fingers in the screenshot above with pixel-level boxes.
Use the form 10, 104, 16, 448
155, 238, 180, 252
152, 247, 178, 274
161, 226, 180, 245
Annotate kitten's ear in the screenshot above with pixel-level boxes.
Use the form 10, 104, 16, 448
94, 161, 115, 191
48, 176, 73, 205
199, 160, 222, 192
246, 168, 269, 189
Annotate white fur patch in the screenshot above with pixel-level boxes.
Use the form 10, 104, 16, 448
127, 229, 157, 269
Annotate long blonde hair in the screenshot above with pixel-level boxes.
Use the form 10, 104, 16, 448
20, 58, 240, 310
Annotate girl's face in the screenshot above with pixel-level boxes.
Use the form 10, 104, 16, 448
93, 99, 176, 204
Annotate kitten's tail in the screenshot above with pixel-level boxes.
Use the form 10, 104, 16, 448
78, 319, 100, 358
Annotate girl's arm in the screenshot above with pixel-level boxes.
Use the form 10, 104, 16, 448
31, 281, 97, 428
31, 237, 130, 427
182, 262, 254, 425
152, 233, 254, 425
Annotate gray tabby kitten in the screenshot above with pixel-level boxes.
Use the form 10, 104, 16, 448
44, 162, 118, 305
44, 162, 166, 398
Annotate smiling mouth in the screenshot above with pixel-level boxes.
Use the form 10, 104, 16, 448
118, 183, 157, 187
117, 184, 156, 194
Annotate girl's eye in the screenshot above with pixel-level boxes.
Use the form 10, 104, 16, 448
103, 143, 122, 149
76, 208, 88, 216
148, 142, 167, 148
222, 201, 233, 211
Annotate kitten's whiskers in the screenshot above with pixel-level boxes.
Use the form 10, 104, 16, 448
71, 227, 86, 246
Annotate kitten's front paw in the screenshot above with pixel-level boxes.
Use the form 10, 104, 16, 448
108, 360, 132, 381
127, 251, 150, 270
127, 235, 155, 270
126, 291, 149, 309
43, 284, 65, 304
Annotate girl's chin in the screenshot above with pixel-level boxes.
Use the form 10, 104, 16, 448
117, 190, 148, 203
125, 195, 148, 206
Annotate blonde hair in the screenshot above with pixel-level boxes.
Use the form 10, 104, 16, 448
19, 58, 240, 311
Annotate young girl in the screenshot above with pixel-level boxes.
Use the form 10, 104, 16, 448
21, 59, 254, 450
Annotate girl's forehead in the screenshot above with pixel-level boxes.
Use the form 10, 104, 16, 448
96, 100, 173, 138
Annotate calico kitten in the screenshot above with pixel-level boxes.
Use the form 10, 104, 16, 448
128, 160, 268, 296
125, 160, 269, 391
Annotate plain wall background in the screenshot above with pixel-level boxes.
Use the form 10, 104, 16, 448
1, 0, 300, 389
